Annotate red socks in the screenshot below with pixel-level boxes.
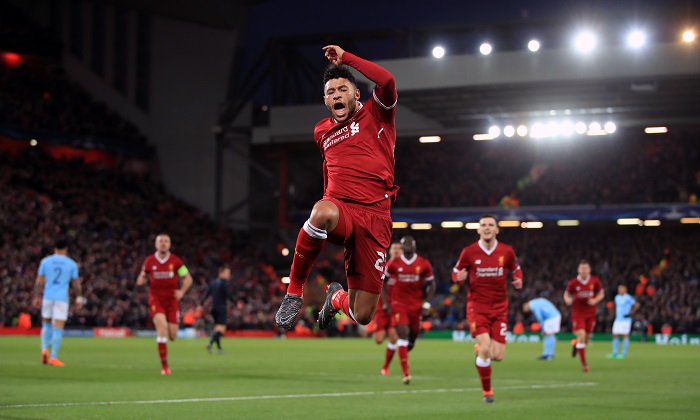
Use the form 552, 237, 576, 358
331, 289, 350, 314
287, 224, 326, 296
383, 344, 396, 370
398, 343, 410, 376
475, 357, 492, 392
158, 342, 168, 367
577, 344, 587, 367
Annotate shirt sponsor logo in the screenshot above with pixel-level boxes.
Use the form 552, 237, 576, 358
475, 267, 504, 277
153, 271, 175, 279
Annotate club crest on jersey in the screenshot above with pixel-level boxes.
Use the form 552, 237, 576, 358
169, 264, 174, 270
398, 267, 403, 272
498, 256, 504, 267
475, 259, 481, 264
350, 121, 360, 136
152, 266, 157, 270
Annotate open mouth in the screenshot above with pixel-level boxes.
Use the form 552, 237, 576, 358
333, 103, 345, 110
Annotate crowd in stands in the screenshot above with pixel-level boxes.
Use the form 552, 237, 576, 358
0, 60, 148, 146
0, 148, 308, 332
286, 130, 699, 210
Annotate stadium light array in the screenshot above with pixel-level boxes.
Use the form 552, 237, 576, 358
574, 31, 597, 53
521, 221, 543, 229
528, 40, 541, 52
645, 126, 668, 134
432, 46, 446, 58
479, 120, 617, 141
557, 220, 580, 226
681, 217, 700, 224
627, 30, 646, 49
465, 222, 480, 230
480, 43, 492, 55
683, 30, 695, 43
393, 221, 408, 229
643, 220, 661, 227
498, 220, 521, 228
617, 218, 642, 226
419, 136, 441, 143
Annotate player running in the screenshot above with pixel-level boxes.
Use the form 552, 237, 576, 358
275, 45, 398, 332
523, 297, 561, 360
136, 233, 193, 375
372, 242, 401, 376
383, 236, 435, 384
35, 239, 82, 367
452, 214, 523, 403
607, 284, 639, 359
564, 260, 604, 372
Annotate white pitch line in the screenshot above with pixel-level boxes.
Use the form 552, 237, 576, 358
0, 382, 597, 410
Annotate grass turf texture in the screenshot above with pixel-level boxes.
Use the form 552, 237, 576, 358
1, 336, 698, 419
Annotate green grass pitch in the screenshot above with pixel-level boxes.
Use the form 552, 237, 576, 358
1, 336, 698, 419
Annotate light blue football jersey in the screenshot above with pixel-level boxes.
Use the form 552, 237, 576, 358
615, 293, 636, 321
39, 254, 79, 302
528, 298, 561, 324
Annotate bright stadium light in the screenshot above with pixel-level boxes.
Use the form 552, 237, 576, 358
393, 221, 408, 229
441, 221, 464, 228
488, 125, 501, 138
432, 46, 446, 58
411, 223, 432, 230
465, 222, 480, 230
643, 220, 661, 227
503, 125, 515, 137
516, 125, 528, 137
419, 136, 441, 143
645, 126, 668, 134
281, 247, 290, 256
473, 133, 495, 141
574, 31, 597, 53
561, 121, 574, 136
557, 220, 580, 227
530, 123, 545, 138
545, 122, 560, 137
575, 122, 587, 134
617, 218, 642, 226
627, 30, 646, 49
480, 43, 492, 55
521, 221, 543, 229
680, 217, 700, 224
528, 39, 541, 52
498, 220, 521, 228
604, 122, 617, 133
683, 30, 695, 43
29, 139, 38, 146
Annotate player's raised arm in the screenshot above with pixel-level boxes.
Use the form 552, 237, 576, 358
452, 248, 470, 282
323, 45, 397, 110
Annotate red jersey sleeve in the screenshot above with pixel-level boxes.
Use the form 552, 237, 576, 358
385, 259, 398, 279
566, 279, 576, 295
423, 260, 435, 281
508, 247, 523, 281
342, 52, 397, 119
594, 277, 603, 295
452, 248, 470, 282
141, 257, 151, 274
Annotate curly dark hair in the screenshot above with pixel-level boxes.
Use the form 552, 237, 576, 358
322, 65, 357, 90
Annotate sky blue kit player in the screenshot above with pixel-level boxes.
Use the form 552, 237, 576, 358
608, 285, 639, 359
523, 297, 561, 360
35, 240, 82, 366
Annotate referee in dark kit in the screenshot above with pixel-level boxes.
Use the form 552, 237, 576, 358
200, 266, 234, 354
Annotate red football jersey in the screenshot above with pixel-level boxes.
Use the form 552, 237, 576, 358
315, 53, 399, 204
141, 252, 185, 301
566, 275, 603, 318
452, 240, 521, 313
385, 254, 434, 310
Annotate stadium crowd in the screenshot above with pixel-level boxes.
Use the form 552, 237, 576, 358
2, 147, 698, 335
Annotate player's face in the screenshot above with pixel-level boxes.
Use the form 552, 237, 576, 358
389, 243, 402, 260
578, 263, 591, 279
155, 235, 171, 253
220, 268, 231, 280
618, 285, 627, 295
477, 217, 499, 241
400, 237, 416, 255
324, 78, 360, 122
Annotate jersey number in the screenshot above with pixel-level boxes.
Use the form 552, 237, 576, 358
52, 267, 63, 284
374, 251, 386, 272
500, 322, 507, 337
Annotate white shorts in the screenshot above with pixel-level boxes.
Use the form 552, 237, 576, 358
41, 300, 69, 321
612, 320, 632, 335
542, 316, 561, 334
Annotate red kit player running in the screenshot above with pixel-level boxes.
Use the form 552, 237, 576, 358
564, 260, 604, 372
274, 45, 398, 331
373, 242, 402, 376
136, 234, 193, 375
383, 236, 435, 385
452, 214, 523, 403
